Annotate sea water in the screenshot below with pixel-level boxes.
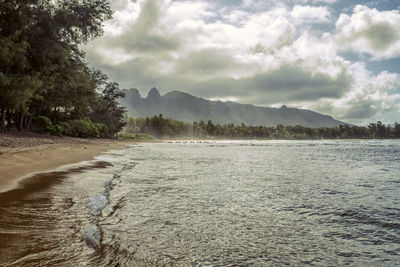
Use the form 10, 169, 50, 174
0, 140, 399, 266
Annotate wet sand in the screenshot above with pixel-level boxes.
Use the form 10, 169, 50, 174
0, 132, 131, 193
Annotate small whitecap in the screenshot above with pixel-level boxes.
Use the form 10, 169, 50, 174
104, 179, 114, 191
85, 225, 102, 249
87, 194, 109, 216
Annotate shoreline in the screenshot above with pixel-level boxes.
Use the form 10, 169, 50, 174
0, 133, 132, 193
0, 134, 393, 194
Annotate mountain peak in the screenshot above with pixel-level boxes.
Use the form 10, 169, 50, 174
147, 87, 161, 100
120, 89, 346, 127
122, 88, 141, 105
124, 88, 140, 97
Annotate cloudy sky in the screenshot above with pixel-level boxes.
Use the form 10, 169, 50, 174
84, 0, 400, 124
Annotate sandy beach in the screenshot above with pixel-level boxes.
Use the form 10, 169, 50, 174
0, 132, 131, 193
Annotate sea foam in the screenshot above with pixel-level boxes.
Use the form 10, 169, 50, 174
85, 225, 102, 250
87, 193, 109, 216
85, 164, 132, 250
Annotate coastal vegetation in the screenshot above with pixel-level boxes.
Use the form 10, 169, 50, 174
121, 115, 400, 140
0, 0, 126, 137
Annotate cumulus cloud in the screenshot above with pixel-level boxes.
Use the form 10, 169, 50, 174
307, 63, 400, 122
335, 5, 400, 60
243, 0, 337, 8
340, 65, 400, 119
309, 0, 337, 3
291, 5, 331, 23
84, 0, 400, 123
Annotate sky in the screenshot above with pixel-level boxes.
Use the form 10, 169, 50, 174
84, 0, 400, 124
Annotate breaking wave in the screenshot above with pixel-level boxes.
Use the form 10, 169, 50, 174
85, 164, 135, 250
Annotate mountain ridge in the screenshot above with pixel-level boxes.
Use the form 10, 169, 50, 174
120, 88, 346, 128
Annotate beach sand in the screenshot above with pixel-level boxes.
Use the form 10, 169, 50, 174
0, 132, 131, 193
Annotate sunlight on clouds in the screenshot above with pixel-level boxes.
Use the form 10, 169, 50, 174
308, 63, 400, 122
243, 0, 337, 9
291, 5, 331, 23
335, 5, 400, 60
93, 47, 135, 65
105, 0, 140, 36
166, 1, 215, 21
83, 0, 400, 123
305, 0, 337, 3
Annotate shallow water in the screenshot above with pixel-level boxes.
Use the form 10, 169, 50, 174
1, 140, 400, 266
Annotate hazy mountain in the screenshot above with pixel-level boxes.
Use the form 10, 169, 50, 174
120, 88, 346, 127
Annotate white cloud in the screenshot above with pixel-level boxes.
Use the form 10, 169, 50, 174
83, 0, 400, 123
291, 5, 331, 23
243, 0, 337, 8
110, 0, 130, 11
308, 63, 400, 122
210, 96, 240, 102
335, 5, 400, 60
166, 1, 215, 21
303, 0, 337, 3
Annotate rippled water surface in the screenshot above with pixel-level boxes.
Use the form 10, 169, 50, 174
1, 140, 400, 266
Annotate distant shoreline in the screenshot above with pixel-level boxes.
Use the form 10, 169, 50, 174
0, 133, 131, 194
128, 137, 398, 142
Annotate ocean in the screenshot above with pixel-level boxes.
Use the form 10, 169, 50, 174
0, 140, 399, 266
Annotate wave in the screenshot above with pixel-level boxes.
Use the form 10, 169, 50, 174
87, 194, 109, 217
85, 225, 102, 249
85, 163, 135, 250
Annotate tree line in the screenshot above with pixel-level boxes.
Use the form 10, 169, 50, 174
122, 115, 400, 139
0, 0, 125, 137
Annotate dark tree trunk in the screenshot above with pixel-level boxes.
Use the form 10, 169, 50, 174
17, 112, 21, 131
24, 115, 30, 130
28, 108, 35, 131
19, 113, 24, 131
53, 107, 59, 124
0, 108, 6, 132
27, 115, 33, 131
6, 110, 12, 131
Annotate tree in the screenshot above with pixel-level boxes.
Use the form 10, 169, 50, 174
26, 0, 113, 123
0, 1, 42, 130
376, 121, 387, 139
90, 81, 126, 137
0, 0, 125, 137
394, 122, 400, 138
207, 120, 215, 136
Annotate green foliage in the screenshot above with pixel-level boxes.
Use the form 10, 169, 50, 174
119, 133, 155, 140
90, 81, 126, 136
0, 34, 42, 114
95, 123, 109, 138
31, 118, 113, 138
34, 116, 56, 135
58, 121, 72, 136
123, 115, 400, 140
33, 116, 71, 136
0, 0, 125, 136
68, 119, 86, 137
53, 124, 64, 137
68, 119, 99, 138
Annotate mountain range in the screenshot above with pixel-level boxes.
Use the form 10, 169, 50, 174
120, 88, 346, 128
